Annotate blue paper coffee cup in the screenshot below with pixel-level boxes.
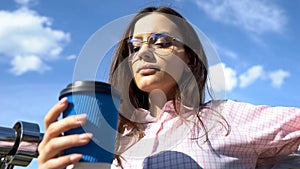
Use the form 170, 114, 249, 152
59, 81, 120, 163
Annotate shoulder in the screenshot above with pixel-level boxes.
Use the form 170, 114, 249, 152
202, 99, 268, 127
205, 99, 270, 116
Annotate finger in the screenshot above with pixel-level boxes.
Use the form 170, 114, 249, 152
42, 114, 87, 144
39, 133, 92, 163
44, 97, 68, 130
38, 154, 82, 169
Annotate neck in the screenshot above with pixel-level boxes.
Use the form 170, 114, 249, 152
148, 89, 168, 118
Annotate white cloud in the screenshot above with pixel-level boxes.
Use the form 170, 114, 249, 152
268, 69, 290, 88
194, 0, 287, 35
239, 65, 264, 88
0, 6, 70, 75
66, 54, 77, 60
208, 63, 290, 92
223, 64, 238, 91
209, 63, 238, 92
10, 55, 51, 75
15, 0, 37, 6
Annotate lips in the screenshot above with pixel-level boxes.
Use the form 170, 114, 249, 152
136, 64, 160, 74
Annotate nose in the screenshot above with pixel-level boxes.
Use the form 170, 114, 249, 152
135, 43, 155, 61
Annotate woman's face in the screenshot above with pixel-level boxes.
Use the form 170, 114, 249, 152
129, 13, 189, 99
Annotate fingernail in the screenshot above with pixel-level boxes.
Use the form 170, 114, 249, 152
79, 133, 93, 139
66, 164, 75, 169
59, 97, 68, 104
69, 154, 82, 162
76, 114, 87, 123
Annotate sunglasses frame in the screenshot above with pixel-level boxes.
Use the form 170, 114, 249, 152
127, 32, 185, 61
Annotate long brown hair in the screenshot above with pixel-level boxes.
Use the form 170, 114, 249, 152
109, 6, 228, 166
110, 6, 208, 114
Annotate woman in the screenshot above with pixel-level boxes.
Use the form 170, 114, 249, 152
38, 6, 300, 169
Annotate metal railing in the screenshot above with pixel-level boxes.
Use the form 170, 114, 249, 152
0, 121, 42, 169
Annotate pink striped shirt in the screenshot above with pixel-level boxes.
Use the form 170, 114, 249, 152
111, 100, 300, 169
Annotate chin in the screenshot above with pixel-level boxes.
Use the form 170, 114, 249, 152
134, 74, 173, 92
136, 83, 157, 93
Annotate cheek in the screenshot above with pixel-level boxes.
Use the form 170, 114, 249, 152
130, 61, 141, 78
131, 64, 138, 75
129, 52, 189, 90
164, 64, 184, 82
163, 55, 187, 82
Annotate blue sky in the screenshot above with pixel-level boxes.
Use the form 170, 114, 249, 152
0, 0, 299, 168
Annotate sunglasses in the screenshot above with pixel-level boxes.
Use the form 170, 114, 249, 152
127, 32, 184, 61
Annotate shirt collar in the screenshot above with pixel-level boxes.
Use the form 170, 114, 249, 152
128, 100, 195, 124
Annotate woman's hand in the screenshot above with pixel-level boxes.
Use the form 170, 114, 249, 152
38, 98, 92, 169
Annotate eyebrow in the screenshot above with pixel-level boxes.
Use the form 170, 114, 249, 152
130, 32, 185, 45
131, 33, 151, 40
132, 32, 173, 37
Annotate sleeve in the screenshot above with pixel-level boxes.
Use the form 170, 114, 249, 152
224, 100, 300, 158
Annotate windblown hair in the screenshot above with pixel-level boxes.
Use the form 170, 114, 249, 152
109, 6, 229, 167
110, 6, 208, 115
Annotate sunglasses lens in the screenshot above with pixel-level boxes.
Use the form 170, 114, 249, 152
128, 39, 140, 54
151, 33, 173, 55
127, 33, 178, 61
149, 33, 166, 43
